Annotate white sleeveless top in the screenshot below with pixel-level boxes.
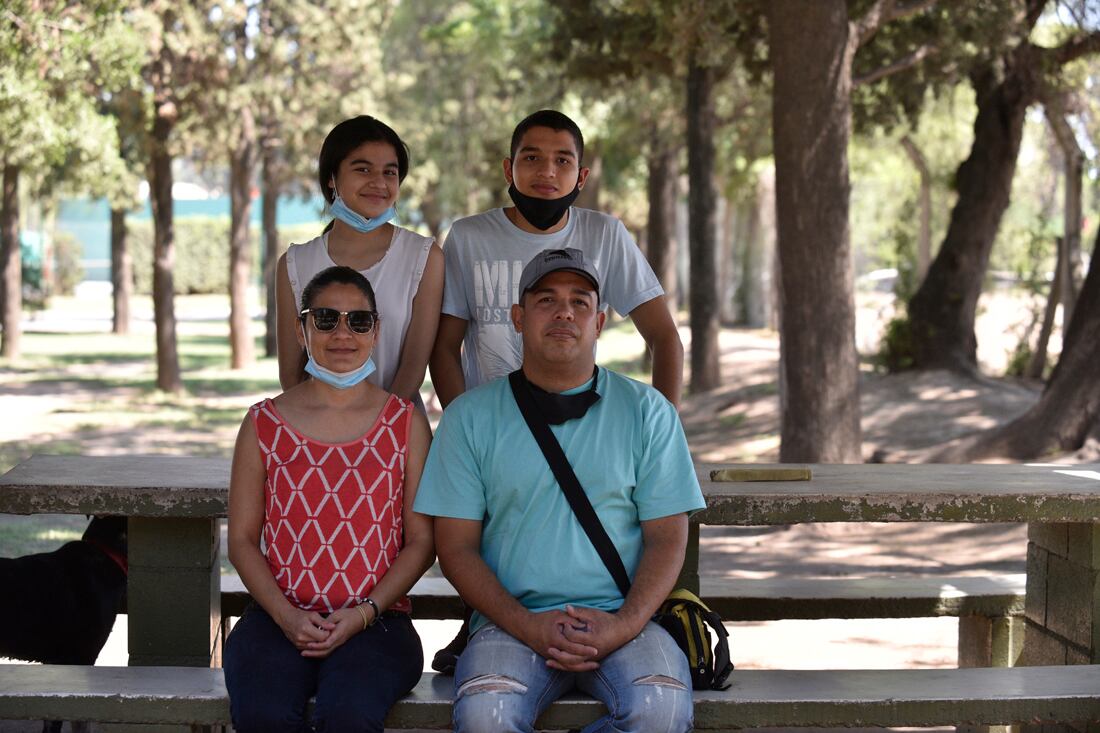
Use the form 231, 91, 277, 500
286, 227, 434, 394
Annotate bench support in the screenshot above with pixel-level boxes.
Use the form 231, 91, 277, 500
128, 517, 222, 668
1022, 523, 1099, 666
959, 614, 1024, 668
1019, 522, 1100, 733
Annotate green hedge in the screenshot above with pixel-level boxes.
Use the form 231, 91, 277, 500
128, 217, 321, 295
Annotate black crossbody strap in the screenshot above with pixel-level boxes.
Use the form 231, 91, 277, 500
509, 369, 632, 598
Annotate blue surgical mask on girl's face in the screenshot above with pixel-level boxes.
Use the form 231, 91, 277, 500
303, 338, 376, 389
329, 189, 396, 233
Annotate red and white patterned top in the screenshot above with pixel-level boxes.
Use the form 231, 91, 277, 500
249, 395, 413, 614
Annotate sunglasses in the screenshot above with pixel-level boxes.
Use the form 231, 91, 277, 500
299, 307, 379, 334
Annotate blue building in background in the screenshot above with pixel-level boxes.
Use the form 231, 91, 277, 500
59, 194, 327, 281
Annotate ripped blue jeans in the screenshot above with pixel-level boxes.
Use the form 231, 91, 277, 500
453, 620, 693, 733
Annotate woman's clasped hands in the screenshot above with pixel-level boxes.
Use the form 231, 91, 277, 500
277, 605, 367, 658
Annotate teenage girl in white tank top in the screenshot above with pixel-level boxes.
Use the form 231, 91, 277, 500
275, 116, 443, 405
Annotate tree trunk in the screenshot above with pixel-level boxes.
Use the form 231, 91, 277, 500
769, 1, 862, 462
645, 136, 678, 306
420, 180, 444, 246
148, 111, 182, 392
929, 228, 1100, 461
1025, 240, 1061, 380
1046, 109, 1084, 324
739, 166, 776, 329
899, 134, 932, 282
686, 59, 721, 392
228, 108, 257, 369
261, 145, 279, 358
907, 61, 1032, 373
110, 207, 132, 335
1, 162, 20, 359
575, 141, 602, 211
719, 195, 738, 325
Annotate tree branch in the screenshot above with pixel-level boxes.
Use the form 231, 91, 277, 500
1052, 29, 1100, 66
854, 43, 937, 86
853, 0, 937, 47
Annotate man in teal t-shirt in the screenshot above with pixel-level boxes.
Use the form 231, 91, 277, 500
415, 248, 704, 732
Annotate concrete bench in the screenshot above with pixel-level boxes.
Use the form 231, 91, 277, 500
218, 573, 1027, 667
1, 664, 1097, 729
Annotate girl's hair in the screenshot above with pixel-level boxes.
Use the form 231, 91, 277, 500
318, 116, 410, 203
300, 266, 377, 314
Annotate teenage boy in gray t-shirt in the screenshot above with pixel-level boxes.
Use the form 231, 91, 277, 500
426, 109, 685, 675
429, 109, 683, 410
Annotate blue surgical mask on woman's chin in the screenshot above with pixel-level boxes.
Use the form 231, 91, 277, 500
329, 189, 396, 234
303, 340, 376, 389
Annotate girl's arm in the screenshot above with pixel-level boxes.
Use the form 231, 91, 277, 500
227, 415, 328, 650
388, 243, 444, 401
276, 254, 306, 391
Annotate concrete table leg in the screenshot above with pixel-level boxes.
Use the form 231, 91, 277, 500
128, 517, 222, 668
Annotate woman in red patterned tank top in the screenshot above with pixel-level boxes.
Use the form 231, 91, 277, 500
224, 265, 434, 733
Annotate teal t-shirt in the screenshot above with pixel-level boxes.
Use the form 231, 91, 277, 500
413, 368, 705, 634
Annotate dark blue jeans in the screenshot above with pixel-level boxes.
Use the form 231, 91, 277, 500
224, 603, 423, 733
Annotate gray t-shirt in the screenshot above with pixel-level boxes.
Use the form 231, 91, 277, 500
441, 207, 664, 388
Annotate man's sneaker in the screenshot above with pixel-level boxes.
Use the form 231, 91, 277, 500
431, 619, 469, 675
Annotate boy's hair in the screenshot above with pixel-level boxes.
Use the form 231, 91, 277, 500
509, 110, 584, 164
318, 116, 410, 203
300, 265, 377, 314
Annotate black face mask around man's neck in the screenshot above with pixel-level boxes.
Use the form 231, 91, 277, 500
518, 366, 601, 425
507, 181, 581, 231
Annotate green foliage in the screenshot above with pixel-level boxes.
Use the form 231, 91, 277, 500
877, 314, 916, 373
851, 0, 1020, 133
0, 1, 142, 192
1004, 340, 1035, 378
52, 232, 84, 296
129, 219, 318, 295
382, 0, 563, 229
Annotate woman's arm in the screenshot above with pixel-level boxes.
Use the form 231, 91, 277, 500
388, 243, 444, 401
227, 415, 328, 650
276, 254, 306, 391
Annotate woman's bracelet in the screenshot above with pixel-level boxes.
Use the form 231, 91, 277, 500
357, 598, 381, 630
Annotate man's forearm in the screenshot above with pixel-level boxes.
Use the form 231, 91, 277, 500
616, 515, 688, 636
440, 546, 532, 641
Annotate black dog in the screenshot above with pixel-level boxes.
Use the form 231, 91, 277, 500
0, 515, 127, 666
0, 516, 127, 733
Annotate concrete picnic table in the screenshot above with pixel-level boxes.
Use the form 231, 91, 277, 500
1, 455, 1098, 668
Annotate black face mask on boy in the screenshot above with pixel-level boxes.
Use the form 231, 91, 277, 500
507, 181, 581, 231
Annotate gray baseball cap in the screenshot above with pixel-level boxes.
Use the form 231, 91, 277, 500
517, 248, 601, 301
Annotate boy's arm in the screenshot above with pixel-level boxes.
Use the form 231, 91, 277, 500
630, 296, 684, 408
429, 314, 469, 409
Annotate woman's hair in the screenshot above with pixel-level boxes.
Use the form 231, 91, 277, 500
318, 116, 410, 203
300, 266, 377, 314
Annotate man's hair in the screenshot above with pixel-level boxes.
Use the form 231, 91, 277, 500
318, 115, 410, 203
509, 110, 584, 164
300, 265, 377, 314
